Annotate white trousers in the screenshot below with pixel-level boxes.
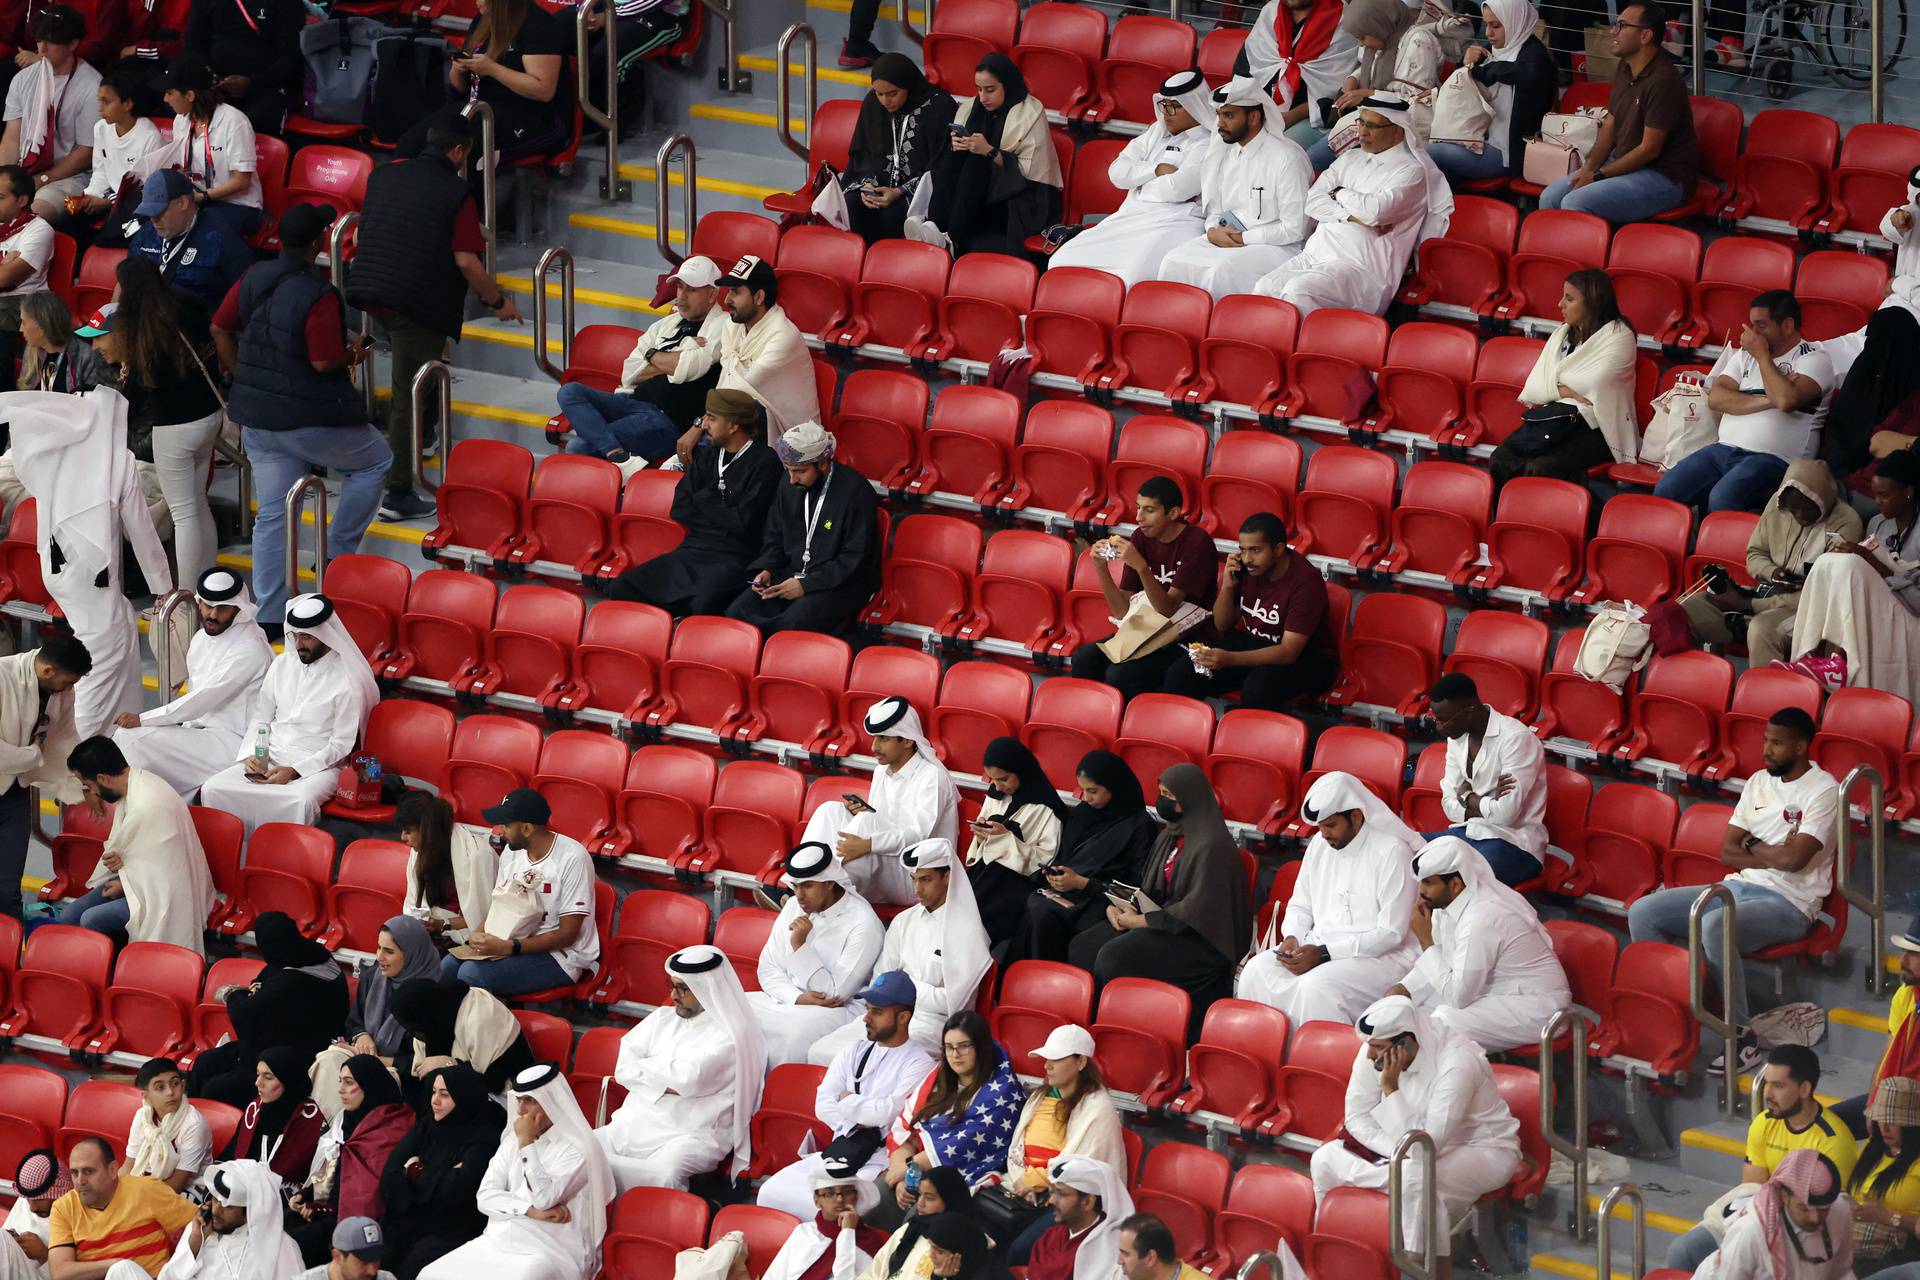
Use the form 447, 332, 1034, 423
1255, 259, 1382, 318
104, 1262, 155, 1280
198, 761, 339, 837
1430, 994, 1564, 1055
113, 723, 239, 797
1310, 1138, 1519, 1247
758, 1148, 888, 1222
418, 1238, 572, 1280
1158, 237, 1302, 301
55, 594, 142, 741
1236, 949, 1409, 1026
799, 803, 916, 905
594, 1124, 725, 1194
746, 990, 858, 1068
150, 411, 225, 589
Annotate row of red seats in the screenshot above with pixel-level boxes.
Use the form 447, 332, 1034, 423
0, 1064, 240, 1172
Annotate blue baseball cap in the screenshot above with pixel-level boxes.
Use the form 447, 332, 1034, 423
855, 970, 916, 1009
134, 169, 193, 218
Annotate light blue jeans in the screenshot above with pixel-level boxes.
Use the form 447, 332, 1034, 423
440, 950, 572, 996
1430, 141, 1513, 181
1653, 442, 1791, 515
556, 384, 680, 459
1666, 1224, 1720, 1272
59, 884, 131, 935
244, 424, 393, 626
1626, 880, 1810, 1026
1539, 167, 1687, 223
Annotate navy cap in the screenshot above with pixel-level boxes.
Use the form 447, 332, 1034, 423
482, 787, 550, 826
855, 969, 916, 1009
134, 169, 193, 218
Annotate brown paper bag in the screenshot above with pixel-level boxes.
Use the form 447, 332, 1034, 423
1584, 25, 1620, 81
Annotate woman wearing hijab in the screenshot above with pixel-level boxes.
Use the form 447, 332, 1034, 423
189, 911, 349, 1106
390, 978, 537, 1095
1696, 1149, 1855, 1280
905, 54, 1062, 257
1007, 750, 1159, 969
288, 1055, 415, 1264
1428, 0, 1555, 180
1068, 764, 1251, 1040
917, 1214, 1017, 1280
848, 1166, 973, 1280
840, 52, 957, 245
1488, 270, 1640, 488
378, 1065, 505, 1280
966, 737, 1067, 951
311, 916, 442, 1118
1822, 307, 1920, 487
1307, 0, 1443, 168
222, 1047, 329, 1183
1679, 459, 1863, 656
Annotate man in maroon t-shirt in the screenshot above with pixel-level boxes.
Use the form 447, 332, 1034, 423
1069, 475, 1221, 699
1164, 511, 1338, 708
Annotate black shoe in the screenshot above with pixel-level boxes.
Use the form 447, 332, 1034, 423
605, 447, 631, 465
262, 621, 285, 645
839, 39, 879, 68
379, 489, 436, 521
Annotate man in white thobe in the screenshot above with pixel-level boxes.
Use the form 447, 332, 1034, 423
798, 696, 958, 906
419, 1065, 614, 1280
64, 737, 215, 955
756, 971, 936, 1221
153, 1162, 302, 1280
1158, 77, 1314, 301
1237, 772, 1420, 1025
807, 838, 991, 1067
1309, 995, 1521, 1256
0, 1151, 63, 1280
1049, 71, 1215, 290
595, 944, 766, 1192
114, 569, 274, 797
198, 593, 379, 838
747, 842, 885, 1066
1426, 671, 1550, 887
3, 387, 174, 739
1255, 96, 1455, 318
758, 1160, 889, 1280
1388, 837, 1571, 1053
1880, 171, 1920, 318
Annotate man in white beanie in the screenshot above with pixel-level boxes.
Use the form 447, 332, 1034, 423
796, 697, 959, 906
153, 1161, 302, 1280
112, 568, 275, 797
1388, 837, 1571, 1053
1254, 96, 1454, 318
724, 420, 881, 637
1309, 994, 1520, 1270
595, 945, 766, 1192
758, 1158, 891, 1280
1237, 771, 1420, 1025
671, 255, 819, 433
1157, 78, 1314, 301
808, 838, 991, 1066
746, 842, 885, 1066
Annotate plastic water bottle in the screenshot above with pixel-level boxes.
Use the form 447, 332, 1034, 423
1504, 1215, 1529, 1272
253, 726, 270, 763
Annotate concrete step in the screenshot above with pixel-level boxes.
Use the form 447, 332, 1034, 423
451, 316, 568, 379
495, 253, 669, 329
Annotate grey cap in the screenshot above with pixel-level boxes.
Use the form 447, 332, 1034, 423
332, 1218, 384, 1259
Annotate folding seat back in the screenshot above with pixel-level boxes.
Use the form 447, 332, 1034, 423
688, 212, 780, 277
516, 454, 619, 573
1293, 444, 1396, 562
325, 554, 413, 662
1602, 940, 1698, 1073
606, 469, 684, 575
1133, 1141, 1231, 1260
1012, 1, 1107, 111
513, 1009, 572, 1065
709, 1205, 800, 1276
833, 369, 928, 490
1729, 109, 1837, 223
1815, 686, 1913, 787
1114, 693, 1216, 796
1022, 677, 1123, 786
1381, 460, 1491, 577
1194, 294, 1300, 417
561, 325, 643, 391
765, 100, 863, 215
712, 908, 776, 992
444, 714, 543, 824
1218, 1165, 1316, 1269
74, 245, 126, 318
1178, 998, 1289, 1130
1055, 137, 1128, 230
1544, 632, 1634, 756
606, 1185, 712, 1276
965, 529, 1070, 654
600, 890, 714, 1007
918, 384, 1022, 504
1693, 237, 1796, 342
191, 957, 263, 1055
1586, 493, 1694, 605
1412, 194, 1516, 311
931, 253, 1036, 363
286, 144, 374, 213
1464, 335, 1546, 446
95, 943, 203, 1059
921, 0, 1019, 91
1796, 250, 1892, 340
1375, 322, 1479, 439
702, 761, 806, 878
1486, 477, 1589, 598
747, 1063, 832, 1178
1399, 741, 1450, 833
1715, 665, 1822, 786
1198, 26, 1248, 82
8, 925, 113, 1044
56, 1082, 142, 1162
0, 1064, 69, 1175
477, 583, 582, 702
1492, 1065, 1552, 1198
1544, 919, 1618, 1016
1095, 15, 1195, 122
1543, 765, 1593, 854
40, 802, 109, 902
1686, 96, 1744, 213
873, 513, 981, 631
1106, 415, 1208, 520
923, 660, 1030, 777
1274, 1020, 1362, 1141
0, 499, 46, 610
235, 824, 334, 934
1337, 592, 1447, 714
1288, 308, 1388, 423
1443, 610, 1550, 720
839, 647, 943, 746
426, 439, 532, 561
1199, 429, 1301, 536
1606, 223, 1701, 341
1504, 209, 1609, 322
1824, 123, 1920, 235
323, 839, 412, 952
1305, 1188, 1395, 1280
614, 745, 716, 865
737, 629, 850, 750
1110, 281, 1212, 395
1622, 650, 1733, 771
1684, 509, 1762, 588
845, 239, 950, 351
773, 225, 864, 337
1090, 977, 1191, 1104
573, 601, 673, 723
1005, 399, 1114, 516
1667, 801, 1735, 887
658, 616, 762, 733
394, 568, 495, 683
1579, 782, 1677, 903
532, 731, 628, 843
1206, 709, 1308, 829
1303, 726, 1406, 807
191, 807, 245, 920
1028, 267, 1125, 383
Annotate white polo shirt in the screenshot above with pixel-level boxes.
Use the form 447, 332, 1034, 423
494, 832, 602, 980
1717, 341, 1836, 461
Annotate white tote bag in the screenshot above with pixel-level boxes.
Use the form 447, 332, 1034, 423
810, 179, 851, 230
1428, 65, 1494, 152
1639, 348, 1733, 470
1573, 602, 1654, 690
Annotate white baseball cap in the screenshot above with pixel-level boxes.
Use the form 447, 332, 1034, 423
1035, 1024, 1097, 1060
668, 255, 722, 289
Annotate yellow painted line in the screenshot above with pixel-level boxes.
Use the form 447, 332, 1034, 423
371, 386, 551, 429
738, 53, 872, 88
22, 874, 46, 890
566, 211, 687, 246
691, 102, 808, 133
1682, 1127, 1746, 1157
616, 163, 783, 201
216, 553, 316, 583
238, 504, 426, 548
460, 323, 552, 353
808, 0, 899, 14
142, 675, 157, 691
495, 273, 667, 318
1586, 1193, 1694, 1236
1833, 1006, 1891, 1033
1531, 1256, 1595, 1279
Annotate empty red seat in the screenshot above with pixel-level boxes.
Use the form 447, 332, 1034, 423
692, 761, 806, 879
1033, 137, 1127, 253
74, 245, 125, 319
0, 925, 113, 1047
1282, 308, 1389, 424
555, 324, 642, 393
1577, 493, 1694, 606
1494, 210, 1608, 324
1370, 460, 1492, 579
1029, 267, 1126, 384
862, 513, 980, 634
1720, 108, 1837, 226
1215, 1165, 1316, 1271
1684, 237, 1796, 348
56, 1082, 142, 1162
88, 943, 203, 1059
1684, 509, 1762, 589
606, 745, 716, 865
1269, 1020, 1361, 1141
923, 253, 1036, 364
1458, 335, 1546, 448
443, 714, 543, 824
0, 1065, 70, 1174
188, 958, 263, 1064
1299, 726, 1406, 811
1557, 782, 1676, 904
1607, 223, 1702, 345
1442, 610, 1550, 721
829, 239, 950, 351
1097, 415, 1208, 528
532, 730, 628, 847
1099, 281, 1212, 398
1206, 709, 1307, 834
1173, 998, 1290, 1132
1087, 14, 1194, 123
1796, 250, 1891, 340
1594, 940, 1698, 1075
228, 823, 333, 936
1815, 122, 1920, 237
566, 601, 673, 726
1404, 194, 1516, 314
728, 629, 851, 753
832, 369, 928, 491
1183, 294, 1301, 421
765, 100, 861, 216
319, 839, 411, 952
423, 439, 532, 565
383, 568, 495, 685
1114, 693, 1216, 797
1665, 95, 1743, 224
999, 400, 1114, 520
954, 530, 1072, 657
1666, 802, 1735, 887
1814, 687, 1913, 805
1197, 430, 1301, 537
513, 1009, 573, 1064
642, 616, 763, 736
591, 890, 713, 1008
1021, 677, 1123, 786
507, 455, 619, 577
745, 1064, 830, 1179
1292, 445, 1396, 563
713, 907, 777, 992
1614, 650, 1735, 775
599, 470, 683, 581
605, 1187, 710, 1277
921, 0, 1019, 91
1370, 322, 1479, 440
990, 961, 1095, 1073
904, 384, 1022, 506
926, 661, 1032, 776
1535, 628, 1629, 750
773, 225, 864, 337
324, 554, 413, 664
1329, 592, 1447, 717
464, 583, 583, 706
1305, 1188, 1394, 1280
1012, 1, 1106, 112
1473, 477, 1589, 600
1090, 977, 1190, 1105
1132, 1142, 1231, 1265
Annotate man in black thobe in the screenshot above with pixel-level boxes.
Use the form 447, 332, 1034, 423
724, 420, 881, 636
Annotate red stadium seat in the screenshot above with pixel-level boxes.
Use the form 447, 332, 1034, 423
713, 908, 777, 993
1282, 308, 1388, 424
1719, 108, 1837, 226
643, 616, 763, 737
1198, 25, 1248, 82
1033, 137, 1127, 252
1796, 250, 1892, 341
829, 239, 950, 352
1292, 445, 1396, 563
1299, 726, 1406, 813
955, 529, 1072, 657
1183, 294, 1301, 421
532, 730, 628, 847
1096, 415, 1209, 529
1614, 650, 1735, 774
319, 839, 411, 953
1404, 194, 1517, 313
745, 1064, 830, 1178
1268, 1020, 1361, 1141
323, 554, 413, 664
1536, 628, 1629, 750
1086, 15, 1194, 123
514, 1009, 573, 1064
1684, 509, 1762, 589
1556, 782, 1677, 904
991, 960, 1096, 1074
1197, 430, 1301, 537
1329, 592, 1447, 717
1545, 919, 1619, 1018
423, 439, 533, 565
1028, 266, 1126, 385
692, 761, 806, 879
39, 802, 108, 903
904, 384, 1022, 505
1457, 335, 1545, 448
507, 455, 619, 577
1100, 281, 1213, 398
1442, 611, 1550, 721
1090, 977, 1191, 1105
591, 890, 713, 1008
1000, 400, 1114, 519
0, 1065, 68, 1175
1369, 460, 1492, 579
464, 583, 584, 706
607, 745, 716, 865
664, 213, 780, 304
1206, 709, 1308, 834
922, 253, 1035, 365
1814, 123, 1920, 237
1492, 1065, 1552, 1199
1474, 477, 1589, 600
1684, 237, 1796, 349
88, 944, 203, 1060
383, 568, 495, 685
1369, 322, 1479, 440
228, 823, 333, 936
1666, 802, 1735, 888
1173, 998, 1290, 1131
773, 225, 864, 337
921, 0, 1019, 92
56, 1082, 142, 1162
1814, 687, 1913, 807
728, 630, 851, 753
0, 500, 51, 611
566, 601, 673, 728
1305, 1188, 1395, 1280
285, 144, 375, 212
765, 100, 862, 216
1656, 95, 1742, 224
1399, 741, 1449, 833
599, 469, 684, 580
508, 879, 614, 1007
710, 1206, 801, 1279
443, 714, 543, 825
926, 661, 1032, 776
833, 369, 928, 491
1216, 1165, 1316, 1271
192, 807, 245, 933
1594, 941, 1698, 1075
833, 648, 943, 760
74, 246, 126, 318
1132, 1142, 1231, 1266
188, 958, 262, 1065
1494, 210, 1609, 325
1607, 223, 1702, 345
1114, 693, 1216, 797
861, 513, 980, 633
556, 325, 642, 393
1012, 1, 1106, 112
1577, 494, 1694, 606
1021, 677, 1123, 788
0, 925, 113, 1047
605, 1188, 710, 1278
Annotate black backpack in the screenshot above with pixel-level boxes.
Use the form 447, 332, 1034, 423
368, 29, 453, 147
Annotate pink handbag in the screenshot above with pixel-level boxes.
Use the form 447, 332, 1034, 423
1522, 135, 1582, 185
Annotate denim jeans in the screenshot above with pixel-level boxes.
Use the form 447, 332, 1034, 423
1666, 1224, 1720, 1273
440, 950, 572, 996
1430, 141, 1513, 181
1539, 167, 1687, 223
1426, 827, 1542, 887
1627, 880, 1811, 1026
1306, 137, 1337, 172
60, 885, 131, 935
557, 384, 680, 459
1653, 442, 1790, 515
245, 424, 393, 625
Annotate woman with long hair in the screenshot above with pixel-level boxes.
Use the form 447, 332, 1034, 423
449, 0, 569, 162
159, 55, 262, 239
1009, 750, 1158, 967
882, 1012, 1024, 1217
397, 791, 498, 942
906, 54, 1062, 256
1488, 269, 1639, 488
1847, 1077, 1920, 1270
966, 737, 1067, 950
377, 1065, 505, 1280
111, 255, 224, 584
17, 292, 104, 392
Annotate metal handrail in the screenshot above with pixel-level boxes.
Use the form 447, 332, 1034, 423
697, 0, 747, 92
1596, 1184, 1648, 1280
1872, 0, 1886, 121
1235, 1252, 1290, 1280
214, 433, 253, 539
575, 0, 631, 202
899, 0, 930, 44
284, 475, 330, 596
1389, 1131, 1440, 1280
532, 246, 575, 383
654, 133, 696, 268
153, 588, 195, 695
1838, 765, 1889, 995
460, 99, 497, 278
774, 24, 817, 165
412, 361, 452, 496
328, 211, 375, 420
1541, 1008, 1592, 1241
1689, 882, 1742, 1117
1690, 0, 1705, 94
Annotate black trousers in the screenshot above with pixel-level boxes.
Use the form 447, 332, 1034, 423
723, 581, 872, 635
1161, 637, 1338, 709
605, 548, 746, 617
190, 1039, 263, 1107
1067, 921, 1232, 1041
846, 0, 883, 51
1070, 640, 1183, 701
584, 11, 688, 138
0, 783, 29, 923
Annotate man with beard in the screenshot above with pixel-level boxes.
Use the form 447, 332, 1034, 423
440, 788, 601, 999
667, 255, 817, 433
746, 843, 884, 1066
796, 697, 958, 906
724, 421, 881, 638
1628, 707, 1839, 1075
112, 568, 274, 796
198, 594, 378, 837
153, 1162, 301, 1280
594, 945, 766, 1192
1426, 672, 1549, 887
0, 634, 88, 923
60, 737, 214, 955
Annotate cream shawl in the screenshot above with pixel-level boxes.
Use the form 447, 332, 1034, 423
955, 95, 1064, 189
1521, 319, 1640, 464
413, 986, 523, 1073
1002, 1085, 1127, 1185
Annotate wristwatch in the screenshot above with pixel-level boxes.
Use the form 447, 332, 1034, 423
484, 292, 507, 312
511, 938, 523, 956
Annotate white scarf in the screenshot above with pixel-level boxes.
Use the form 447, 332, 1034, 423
127, 1102, 191, 1180
412, 987, 524, 1072
1521, 318, 1640, 463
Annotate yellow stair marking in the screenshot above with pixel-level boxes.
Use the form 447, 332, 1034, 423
807, 0, 899, 14
237, 503, 426, 548
217, 553, 316, 583
1585, 1193, 1695, 1237
691, 102, 808, 132
1682, 1127, 1746, 1157
738, 52, 872, 88
616, 163, 784, 200
565, 211, 687, 245
1531, 1256, 1596, 1279
494, 273, 667, 319
1832, 1006, 1891, 1033
371, 385, 553, 429
460, 323, 553, 353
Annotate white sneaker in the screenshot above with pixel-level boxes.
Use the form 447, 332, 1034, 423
659, 455, 686, 473
903, 215, 931, 243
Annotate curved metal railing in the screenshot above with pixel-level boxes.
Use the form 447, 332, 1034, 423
1596, 1183, 1648, 1280
284, 475, 329, 595
412, 361, 452, 497
532, 246, 575, 383
1689, 882, 1741, 1117
1838, 764, 1889, 995
459, 99, 497, 278
775, 23, 817, 165
1541, 1007, 1592, 1240
654, 133, 696, 269
1389, 1130, 1440, 1280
